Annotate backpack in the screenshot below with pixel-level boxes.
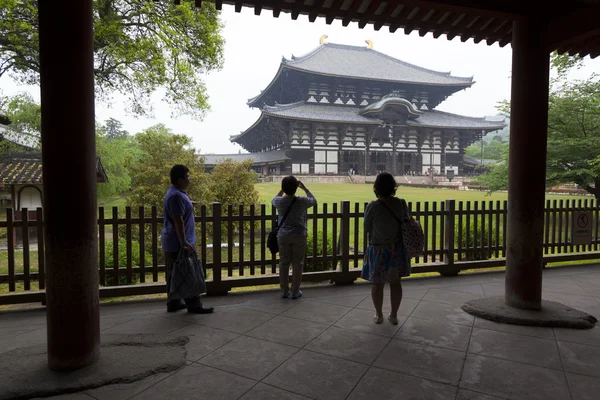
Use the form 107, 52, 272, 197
267, 197, 297, 254
379, 199, 425, 258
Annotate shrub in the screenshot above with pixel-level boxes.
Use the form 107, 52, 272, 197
454, 220, 502, 261
305, 230, 336, 272
102, 238, 152, 286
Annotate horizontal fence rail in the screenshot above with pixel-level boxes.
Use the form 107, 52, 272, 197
1, 199, 600, 304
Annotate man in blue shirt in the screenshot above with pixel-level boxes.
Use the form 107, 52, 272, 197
162, 164, 213, 314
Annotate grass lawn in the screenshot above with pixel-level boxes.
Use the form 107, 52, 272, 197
255, 183, 588, 208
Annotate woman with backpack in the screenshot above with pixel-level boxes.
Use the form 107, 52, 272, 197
362, 172, 422, 325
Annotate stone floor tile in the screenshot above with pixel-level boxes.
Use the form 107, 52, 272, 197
311, 294, 369, 308
194, 307, 273, 334
567, 372, 600, 400
402, 288, 430, 300
347, 367, 457, 400
170, 324, 239, 361
543, 282, 590, 296
396, 317, 472, 351
305, 326, 390, 364
263, 350, 368, 400
100, 316, 137, 331
558, 340, 600, 378
439, 284, 486, 296
334, 308, 406, 337
245, 315, 328, 347
543, 292, 600, 311
101, 314, 189, 335
456, 389, 506, 400
85, 372, 173, 400
469, 328, 562, 370
481, 285, 504, 297
423, 288, 482, 306
199, 336, 297, 380
460, 354, 570, 400
131, 363, 255, 400
0, 310, 47, 328
374, 339, 465, 385
239, 298, 299, 315
239, 383, 311, 400
281, 301, 352, 325
355, 297, 420, 316
554, 325, 600, 347
0, 326, 46, 355
410, 300, 475, 326
475, 318, 555, 339
32, 394, 95, 400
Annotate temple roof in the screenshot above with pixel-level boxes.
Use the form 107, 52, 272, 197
284, 43, 474, 86
263, 102, 379, 124
202, 150, 288, 166
0, 152, 108, 184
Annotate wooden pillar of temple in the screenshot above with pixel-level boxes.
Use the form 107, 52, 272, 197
505, 17, 550, 310
38, 0, 100, 370
309, 124, 316, 175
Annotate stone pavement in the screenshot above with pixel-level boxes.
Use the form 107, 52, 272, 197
2, 265, 600, 400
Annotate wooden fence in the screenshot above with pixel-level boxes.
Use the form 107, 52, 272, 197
1, 199, 600, 305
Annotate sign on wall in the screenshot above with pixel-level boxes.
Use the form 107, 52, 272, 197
572, 211, 593, 245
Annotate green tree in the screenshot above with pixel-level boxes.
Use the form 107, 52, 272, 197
126, 124, 210, 209
208, 159, 259, 208
0, 92, 41, 153
0, 0, 224, 119
465, 139, 508, 161
478, 53, 600, 197
96, 119, 140, 199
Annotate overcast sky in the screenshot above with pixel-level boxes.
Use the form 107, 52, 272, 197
1, 6, 599, 154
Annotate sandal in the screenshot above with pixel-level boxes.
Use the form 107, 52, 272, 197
388, 315, 399, 325
373, 315, 384, 324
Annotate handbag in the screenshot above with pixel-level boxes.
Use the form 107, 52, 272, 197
379, 199, 425, 258
169, 247, 206, 299
267, 197, 298, 254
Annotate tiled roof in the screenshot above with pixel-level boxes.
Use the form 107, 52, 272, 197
284, 43, 474, 86
202, 150, 289, 166
256, 102, 505, 130
263, 102, 379, 124
0, 124, 40, 150
408, 110, 506, 130
0, 152, 108, 184
0, 153, 43, 184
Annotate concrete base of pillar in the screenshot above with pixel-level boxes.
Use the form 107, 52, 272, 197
462, 296, 597, 329
0, 334, 188, 400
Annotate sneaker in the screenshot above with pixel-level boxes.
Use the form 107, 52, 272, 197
282, 291, 290, 299
292, 290, 303, 300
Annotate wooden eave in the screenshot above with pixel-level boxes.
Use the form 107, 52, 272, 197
183, 0, 600, 58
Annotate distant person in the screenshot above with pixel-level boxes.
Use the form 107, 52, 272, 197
161, 164, 213, 314
362, 172, 411, 325
272, 176, 317, 299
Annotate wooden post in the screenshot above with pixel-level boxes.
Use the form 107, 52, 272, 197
333, 200, 355, 285
208, 202, 228, 295
505, 17, 550, 311
39, 0, 100, 370
440, 199, 459, 276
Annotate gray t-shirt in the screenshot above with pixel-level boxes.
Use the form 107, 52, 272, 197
364, 197, 410, 246
272, 192, 318, 238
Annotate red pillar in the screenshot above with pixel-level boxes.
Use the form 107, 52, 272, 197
505, 17, 550, 310
38, 0, 100, 370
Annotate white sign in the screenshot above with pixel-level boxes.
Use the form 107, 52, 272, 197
572, 211, 593, 245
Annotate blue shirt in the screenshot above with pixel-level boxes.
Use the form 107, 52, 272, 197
161, 186, 196, 252
272, 192, 317, 238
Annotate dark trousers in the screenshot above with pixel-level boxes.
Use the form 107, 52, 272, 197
165, 251, 201, 308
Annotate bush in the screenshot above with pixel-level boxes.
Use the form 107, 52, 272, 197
305, 230, 336, 272
454, 220, 502, 261
102, 238, 151, 286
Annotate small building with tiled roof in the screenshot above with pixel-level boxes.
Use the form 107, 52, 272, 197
233, 39, 505, 177
0, 151, 107, 246
201, 150, 289, 176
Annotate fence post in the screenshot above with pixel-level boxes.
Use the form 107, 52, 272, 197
333, 200, 355, 285
207, 202, 229, 296
441, 199, 460, 277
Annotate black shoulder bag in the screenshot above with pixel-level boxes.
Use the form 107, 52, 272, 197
267, 197, 298, 254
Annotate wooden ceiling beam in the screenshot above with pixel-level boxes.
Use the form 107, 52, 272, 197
547, 5, 600, 53
357, 0, 386, 29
